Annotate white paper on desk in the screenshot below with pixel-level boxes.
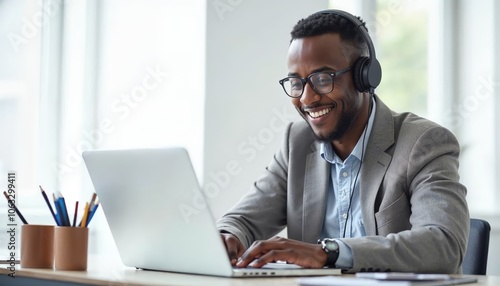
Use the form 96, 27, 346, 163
298, 276, 410, 286
297, 276, 478, 286
355, 273, 451, 281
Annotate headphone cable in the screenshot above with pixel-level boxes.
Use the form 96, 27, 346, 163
341, 98, 372, 238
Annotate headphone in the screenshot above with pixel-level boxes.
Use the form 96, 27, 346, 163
315, 9, 382, 94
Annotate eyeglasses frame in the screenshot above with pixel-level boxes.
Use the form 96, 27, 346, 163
278, 66, 353, 98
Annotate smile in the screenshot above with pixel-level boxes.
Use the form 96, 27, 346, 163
307, 108, 332, 119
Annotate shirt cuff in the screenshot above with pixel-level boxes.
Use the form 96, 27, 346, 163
335, 239, 353, 269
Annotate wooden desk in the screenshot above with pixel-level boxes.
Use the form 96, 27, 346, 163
0, 256, 497, 286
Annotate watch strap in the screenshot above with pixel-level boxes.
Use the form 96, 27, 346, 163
317, 238, 339, 268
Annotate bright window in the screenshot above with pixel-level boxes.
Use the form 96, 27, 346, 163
375, 0, 429, 117
0, 0, 43, 257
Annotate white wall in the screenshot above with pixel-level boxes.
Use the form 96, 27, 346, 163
204, 0, 328, 219
486, 1, 500, 275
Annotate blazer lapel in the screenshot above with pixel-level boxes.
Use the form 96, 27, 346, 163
359, 96, 395, 235
299, 96, 395, 239
302, 143, 330, 243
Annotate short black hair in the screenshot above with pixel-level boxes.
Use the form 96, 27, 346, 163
290, 12, 369, 64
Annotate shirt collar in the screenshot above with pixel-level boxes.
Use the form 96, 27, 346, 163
320, 97, 377, 164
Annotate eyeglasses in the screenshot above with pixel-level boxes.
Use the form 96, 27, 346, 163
278, 66, 352, 98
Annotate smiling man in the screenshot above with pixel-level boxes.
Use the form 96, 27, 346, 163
216, 10, 469, 273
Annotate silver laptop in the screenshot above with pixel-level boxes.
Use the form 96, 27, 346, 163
82, 147, 341, 277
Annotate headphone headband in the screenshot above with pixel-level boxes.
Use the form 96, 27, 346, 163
314, 9, 382, 94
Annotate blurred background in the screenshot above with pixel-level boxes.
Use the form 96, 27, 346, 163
0, 0, 498, 274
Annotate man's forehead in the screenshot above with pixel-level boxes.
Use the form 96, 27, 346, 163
287, 34, 348, 72
289, 33, 342, 47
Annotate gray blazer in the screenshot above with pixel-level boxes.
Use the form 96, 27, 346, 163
217, 96, 469, 273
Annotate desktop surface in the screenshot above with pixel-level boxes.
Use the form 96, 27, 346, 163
0, 254, 298, 286
0, 255, 497, 286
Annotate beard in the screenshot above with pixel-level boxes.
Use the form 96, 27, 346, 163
305, 90, 360, 143
312, 104, 357, 142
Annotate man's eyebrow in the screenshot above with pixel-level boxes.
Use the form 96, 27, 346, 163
287, 66, 336, 77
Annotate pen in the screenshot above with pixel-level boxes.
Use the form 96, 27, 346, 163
86, 202, 99, 226
39, 186, 58, 225
3, 191, 28, 224
56, 191, 70, 226
72, 201, 79, 227
53, 193, 62, 226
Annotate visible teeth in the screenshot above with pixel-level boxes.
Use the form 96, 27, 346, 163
308, 108, 332, 118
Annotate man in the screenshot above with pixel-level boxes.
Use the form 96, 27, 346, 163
216, 10, 469, 273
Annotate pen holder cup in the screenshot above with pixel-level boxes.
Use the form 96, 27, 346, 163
54, 226, 89, 270
21, 224, 55, 268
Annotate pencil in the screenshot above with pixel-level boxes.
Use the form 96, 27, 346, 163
72, 201, 79, 227
39, 186, 58, 225
3, 191, 28, 224
81, 202, 89, 227
77, 193, 96, 226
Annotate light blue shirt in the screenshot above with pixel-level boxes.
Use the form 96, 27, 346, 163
319, 98, 376, 268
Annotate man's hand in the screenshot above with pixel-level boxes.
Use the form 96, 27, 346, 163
220, 233, 245, 265
235, 236, 327, 268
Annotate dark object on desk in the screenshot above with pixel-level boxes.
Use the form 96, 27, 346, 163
0, 258, 20, 264
462, 218, 490, 275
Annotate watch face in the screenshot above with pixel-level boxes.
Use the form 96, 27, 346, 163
325, 240, 339, 251
322, 239, 339, 267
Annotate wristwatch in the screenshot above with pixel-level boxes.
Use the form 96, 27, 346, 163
317, 238, 340, 268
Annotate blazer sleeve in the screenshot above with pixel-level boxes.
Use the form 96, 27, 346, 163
340, 125, 469, 274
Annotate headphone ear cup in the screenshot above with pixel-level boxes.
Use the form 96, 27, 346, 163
352, 57, 369, 92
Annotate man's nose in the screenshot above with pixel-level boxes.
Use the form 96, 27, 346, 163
300, 83, 321, 105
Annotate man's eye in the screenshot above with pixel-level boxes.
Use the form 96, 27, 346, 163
289, 80, 302, 90
314, 75, 332, 87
